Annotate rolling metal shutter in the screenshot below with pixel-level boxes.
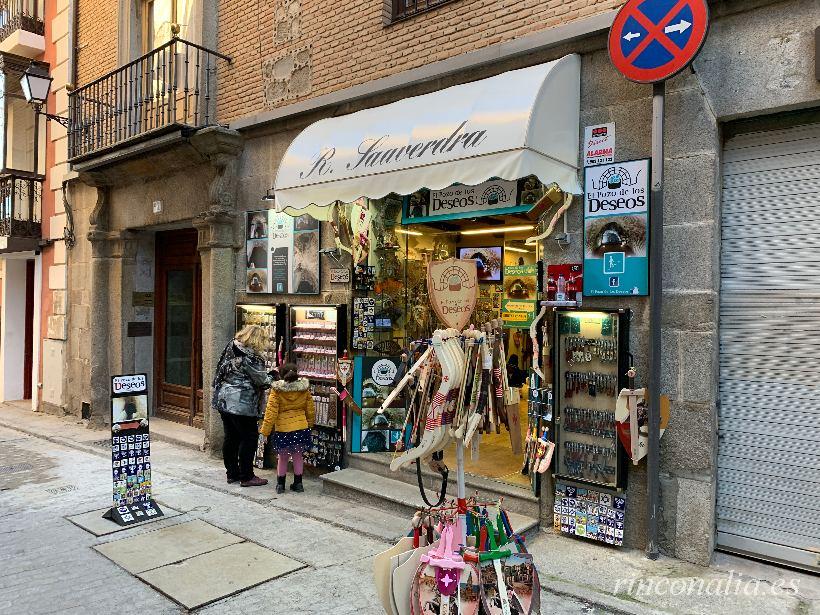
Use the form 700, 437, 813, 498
718, 122, 820, 573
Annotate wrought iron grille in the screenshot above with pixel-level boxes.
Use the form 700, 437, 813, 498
67, 38, 232, 161
391, 0, 456, 22
0, 172, 42, 239
0, 0, 44, 43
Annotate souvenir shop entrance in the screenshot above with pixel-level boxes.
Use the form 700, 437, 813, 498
346, 199, 546, 490
269, 55, 583, 499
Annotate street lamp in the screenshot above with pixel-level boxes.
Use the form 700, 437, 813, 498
20, 63, 70, 128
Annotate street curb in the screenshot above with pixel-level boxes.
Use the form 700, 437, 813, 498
540, 578, 669, 615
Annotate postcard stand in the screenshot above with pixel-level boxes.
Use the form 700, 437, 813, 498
103, 373, 164, 526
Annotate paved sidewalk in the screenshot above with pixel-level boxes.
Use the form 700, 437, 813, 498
1, 404, 817, 614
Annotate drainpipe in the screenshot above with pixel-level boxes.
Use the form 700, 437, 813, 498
61, 0, 77, 249
67, 0, 77, 90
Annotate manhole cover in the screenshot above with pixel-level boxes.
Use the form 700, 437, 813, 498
46, 484, 78, 495
0, 462, 34, 475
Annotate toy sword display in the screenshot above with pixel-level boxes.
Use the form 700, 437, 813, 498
331, 352, 361, 447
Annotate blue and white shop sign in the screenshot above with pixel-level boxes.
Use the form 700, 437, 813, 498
582, 159, 650, 296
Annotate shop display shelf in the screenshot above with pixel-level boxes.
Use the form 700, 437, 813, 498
292, 336, 337, 343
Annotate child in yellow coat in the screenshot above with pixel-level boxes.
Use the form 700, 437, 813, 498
260, 363, 315, 493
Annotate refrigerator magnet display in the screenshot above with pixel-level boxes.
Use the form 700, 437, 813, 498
554, 482, 626, 546
105, 373, 164, 526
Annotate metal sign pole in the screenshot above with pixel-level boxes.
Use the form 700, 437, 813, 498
456, 440, 467, 545
646, 79, 665, 560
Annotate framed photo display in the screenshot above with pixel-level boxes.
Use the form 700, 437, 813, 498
245, 210, 320, 294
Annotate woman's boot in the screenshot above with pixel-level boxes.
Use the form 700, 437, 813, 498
290, 475, 304, 492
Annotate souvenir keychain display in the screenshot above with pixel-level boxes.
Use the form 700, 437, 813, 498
552, 309, 630, 546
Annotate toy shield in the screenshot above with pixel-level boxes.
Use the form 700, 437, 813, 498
427, 258, 478, 331
337, 357, 354, 387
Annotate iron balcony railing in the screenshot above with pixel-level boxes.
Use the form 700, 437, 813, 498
0, 171, 42, 239
391, 0, 456, 22
68, 37, 232, 161
0, 0, 44, 43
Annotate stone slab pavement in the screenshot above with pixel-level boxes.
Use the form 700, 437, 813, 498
0, 409, 602, 614
138, 541, 305, 610
1, 404, 817, 614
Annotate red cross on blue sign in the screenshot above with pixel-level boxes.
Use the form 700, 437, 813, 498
608, 0, 709, 84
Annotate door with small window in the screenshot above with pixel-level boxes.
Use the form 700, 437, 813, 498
154, 229, 202, 427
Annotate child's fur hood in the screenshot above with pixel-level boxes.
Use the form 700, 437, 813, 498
271, 378, 310, 392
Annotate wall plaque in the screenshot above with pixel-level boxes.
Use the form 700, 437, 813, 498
127, 322, 152, 338
132, 292, 154, 307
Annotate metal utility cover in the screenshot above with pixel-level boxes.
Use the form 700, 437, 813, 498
93, 519, 243, 573
138, 542, 305, 610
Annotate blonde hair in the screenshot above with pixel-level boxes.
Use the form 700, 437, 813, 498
235, 325, 267, 354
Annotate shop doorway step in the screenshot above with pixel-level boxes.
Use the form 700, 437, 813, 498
149, 417, 205, 451
344, 453, 540, 517
321, 468, 539, 537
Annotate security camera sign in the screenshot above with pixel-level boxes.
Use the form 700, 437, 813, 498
583, 159, 650, 296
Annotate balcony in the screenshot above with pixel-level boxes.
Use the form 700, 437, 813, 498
0, 0, 45, 58
0, 171, 42, 252
68, 38, 232, 162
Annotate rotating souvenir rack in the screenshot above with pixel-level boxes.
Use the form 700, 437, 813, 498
378, 319, 531, 546
374, 499, 540, 615
288, 304, 348, 468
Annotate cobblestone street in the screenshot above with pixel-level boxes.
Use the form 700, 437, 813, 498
0, 421, 606, 614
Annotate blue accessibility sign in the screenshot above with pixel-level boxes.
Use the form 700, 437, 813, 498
608, 0, 709, 84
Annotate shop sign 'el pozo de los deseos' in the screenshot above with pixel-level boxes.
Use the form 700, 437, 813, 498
583, 159, 650, 296
402, 179, 529, 224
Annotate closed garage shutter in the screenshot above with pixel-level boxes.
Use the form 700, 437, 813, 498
719, 122, 820, 573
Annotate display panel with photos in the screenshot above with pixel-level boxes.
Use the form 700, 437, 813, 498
245, 210, 320, 294
355, 356, 407, 453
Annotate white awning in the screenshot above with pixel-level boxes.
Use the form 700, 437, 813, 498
273, 54, 582, 218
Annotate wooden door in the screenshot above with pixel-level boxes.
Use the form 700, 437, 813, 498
23, 259, 34, 400
154, 229, 203, 427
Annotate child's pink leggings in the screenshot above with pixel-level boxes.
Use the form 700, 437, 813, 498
277, 451, 304, 477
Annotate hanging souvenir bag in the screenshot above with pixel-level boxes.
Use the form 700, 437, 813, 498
474, 515, 541, 615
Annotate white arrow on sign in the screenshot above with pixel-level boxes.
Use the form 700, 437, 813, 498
623, 31, 641, 41
664, 19, 691, 34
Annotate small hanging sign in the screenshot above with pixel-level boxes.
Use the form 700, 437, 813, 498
426, 258, 478, 331
330, 268, 351, 283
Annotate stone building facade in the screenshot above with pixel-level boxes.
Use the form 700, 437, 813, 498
61, 0, 820, 570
